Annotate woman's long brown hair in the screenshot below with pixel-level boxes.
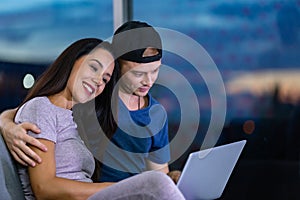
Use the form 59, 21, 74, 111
20, 38, 119, 139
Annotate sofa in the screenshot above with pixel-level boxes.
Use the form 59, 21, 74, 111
0, 131, 25, 200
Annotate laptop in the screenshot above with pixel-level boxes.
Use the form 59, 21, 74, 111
177, 140, 246, 200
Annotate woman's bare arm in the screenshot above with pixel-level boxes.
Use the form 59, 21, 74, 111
29, 139, 113, 200
0, 108, 47, 166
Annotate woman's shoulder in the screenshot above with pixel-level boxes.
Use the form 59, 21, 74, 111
26, 96, 50, 104
17, 96, 54, 117
21, 96, 51, 109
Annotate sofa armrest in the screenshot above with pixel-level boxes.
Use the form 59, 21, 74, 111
0, 132, 25, 200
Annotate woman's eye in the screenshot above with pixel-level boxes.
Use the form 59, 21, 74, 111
103, 78, 108, 84
90, 65, 98, 72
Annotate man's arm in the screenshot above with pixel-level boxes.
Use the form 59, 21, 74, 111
146, 159, 181, 183
146, 159, 169, 173
0, 108, 47, 166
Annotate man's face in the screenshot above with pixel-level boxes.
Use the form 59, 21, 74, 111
119, 59, 161, 97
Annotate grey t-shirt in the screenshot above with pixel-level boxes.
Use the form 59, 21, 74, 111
14, 97, 95, 200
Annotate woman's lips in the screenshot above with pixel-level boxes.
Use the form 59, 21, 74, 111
83, 82, 95, 95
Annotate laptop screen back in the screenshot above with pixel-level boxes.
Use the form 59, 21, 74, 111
177, 140, 246, 200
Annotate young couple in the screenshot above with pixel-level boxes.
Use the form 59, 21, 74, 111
0, 21, 184, 199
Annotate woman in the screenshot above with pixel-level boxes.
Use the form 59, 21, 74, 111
14, 38, 185, 200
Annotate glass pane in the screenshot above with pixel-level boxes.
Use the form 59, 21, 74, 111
0, 0, 113, 111
134, 0, 300, 199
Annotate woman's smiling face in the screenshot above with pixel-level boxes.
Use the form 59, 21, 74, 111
67, 47, 115, 104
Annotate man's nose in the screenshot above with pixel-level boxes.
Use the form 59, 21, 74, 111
142, 74, 153, 85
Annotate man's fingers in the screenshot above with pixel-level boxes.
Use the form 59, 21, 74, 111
11, 151, 28, 167
1, 120, 44, 166
23, 134, 47, 152
14, 139, 43, 163
12, 146, 38, 167
19, 123, 47, 152
20, 122, 41, 134
13, 131, 47, 153
22, 144, 42, 164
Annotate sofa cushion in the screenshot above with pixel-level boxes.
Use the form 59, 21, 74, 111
0, 132, 25, 200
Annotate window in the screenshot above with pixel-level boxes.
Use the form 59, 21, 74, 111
0, 0, 113, 111
133, 1, 300, 199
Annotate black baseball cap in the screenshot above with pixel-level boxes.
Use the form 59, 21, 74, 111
112, 21, 162, 63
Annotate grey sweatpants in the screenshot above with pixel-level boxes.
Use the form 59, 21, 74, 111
88, 171, 185, 200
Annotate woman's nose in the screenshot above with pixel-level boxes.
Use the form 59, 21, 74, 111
92, 76, 103, 87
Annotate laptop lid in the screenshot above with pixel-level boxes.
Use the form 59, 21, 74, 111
177, 140, 246, 200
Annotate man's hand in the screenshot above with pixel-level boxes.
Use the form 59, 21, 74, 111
0, 109, 47, 167
167, 170, 181, 184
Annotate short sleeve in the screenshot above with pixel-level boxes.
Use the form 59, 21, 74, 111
14, 98, 57, 143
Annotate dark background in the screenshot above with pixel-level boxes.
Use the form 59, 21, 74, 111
1, 1, 300, 199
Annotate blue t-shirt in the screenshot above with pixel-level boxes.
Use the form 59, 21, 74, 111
99, 94, 170, 182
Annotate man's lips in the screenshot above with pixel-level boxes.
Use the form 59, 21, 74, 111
138, 87, 150, 93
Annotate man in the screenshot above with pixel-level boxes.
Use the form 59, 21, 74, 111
0, 21, 180, 182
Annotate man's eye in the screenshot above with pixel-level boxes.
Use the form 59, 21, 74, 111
134, 72, 143, 77
152, 68, 159, 74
